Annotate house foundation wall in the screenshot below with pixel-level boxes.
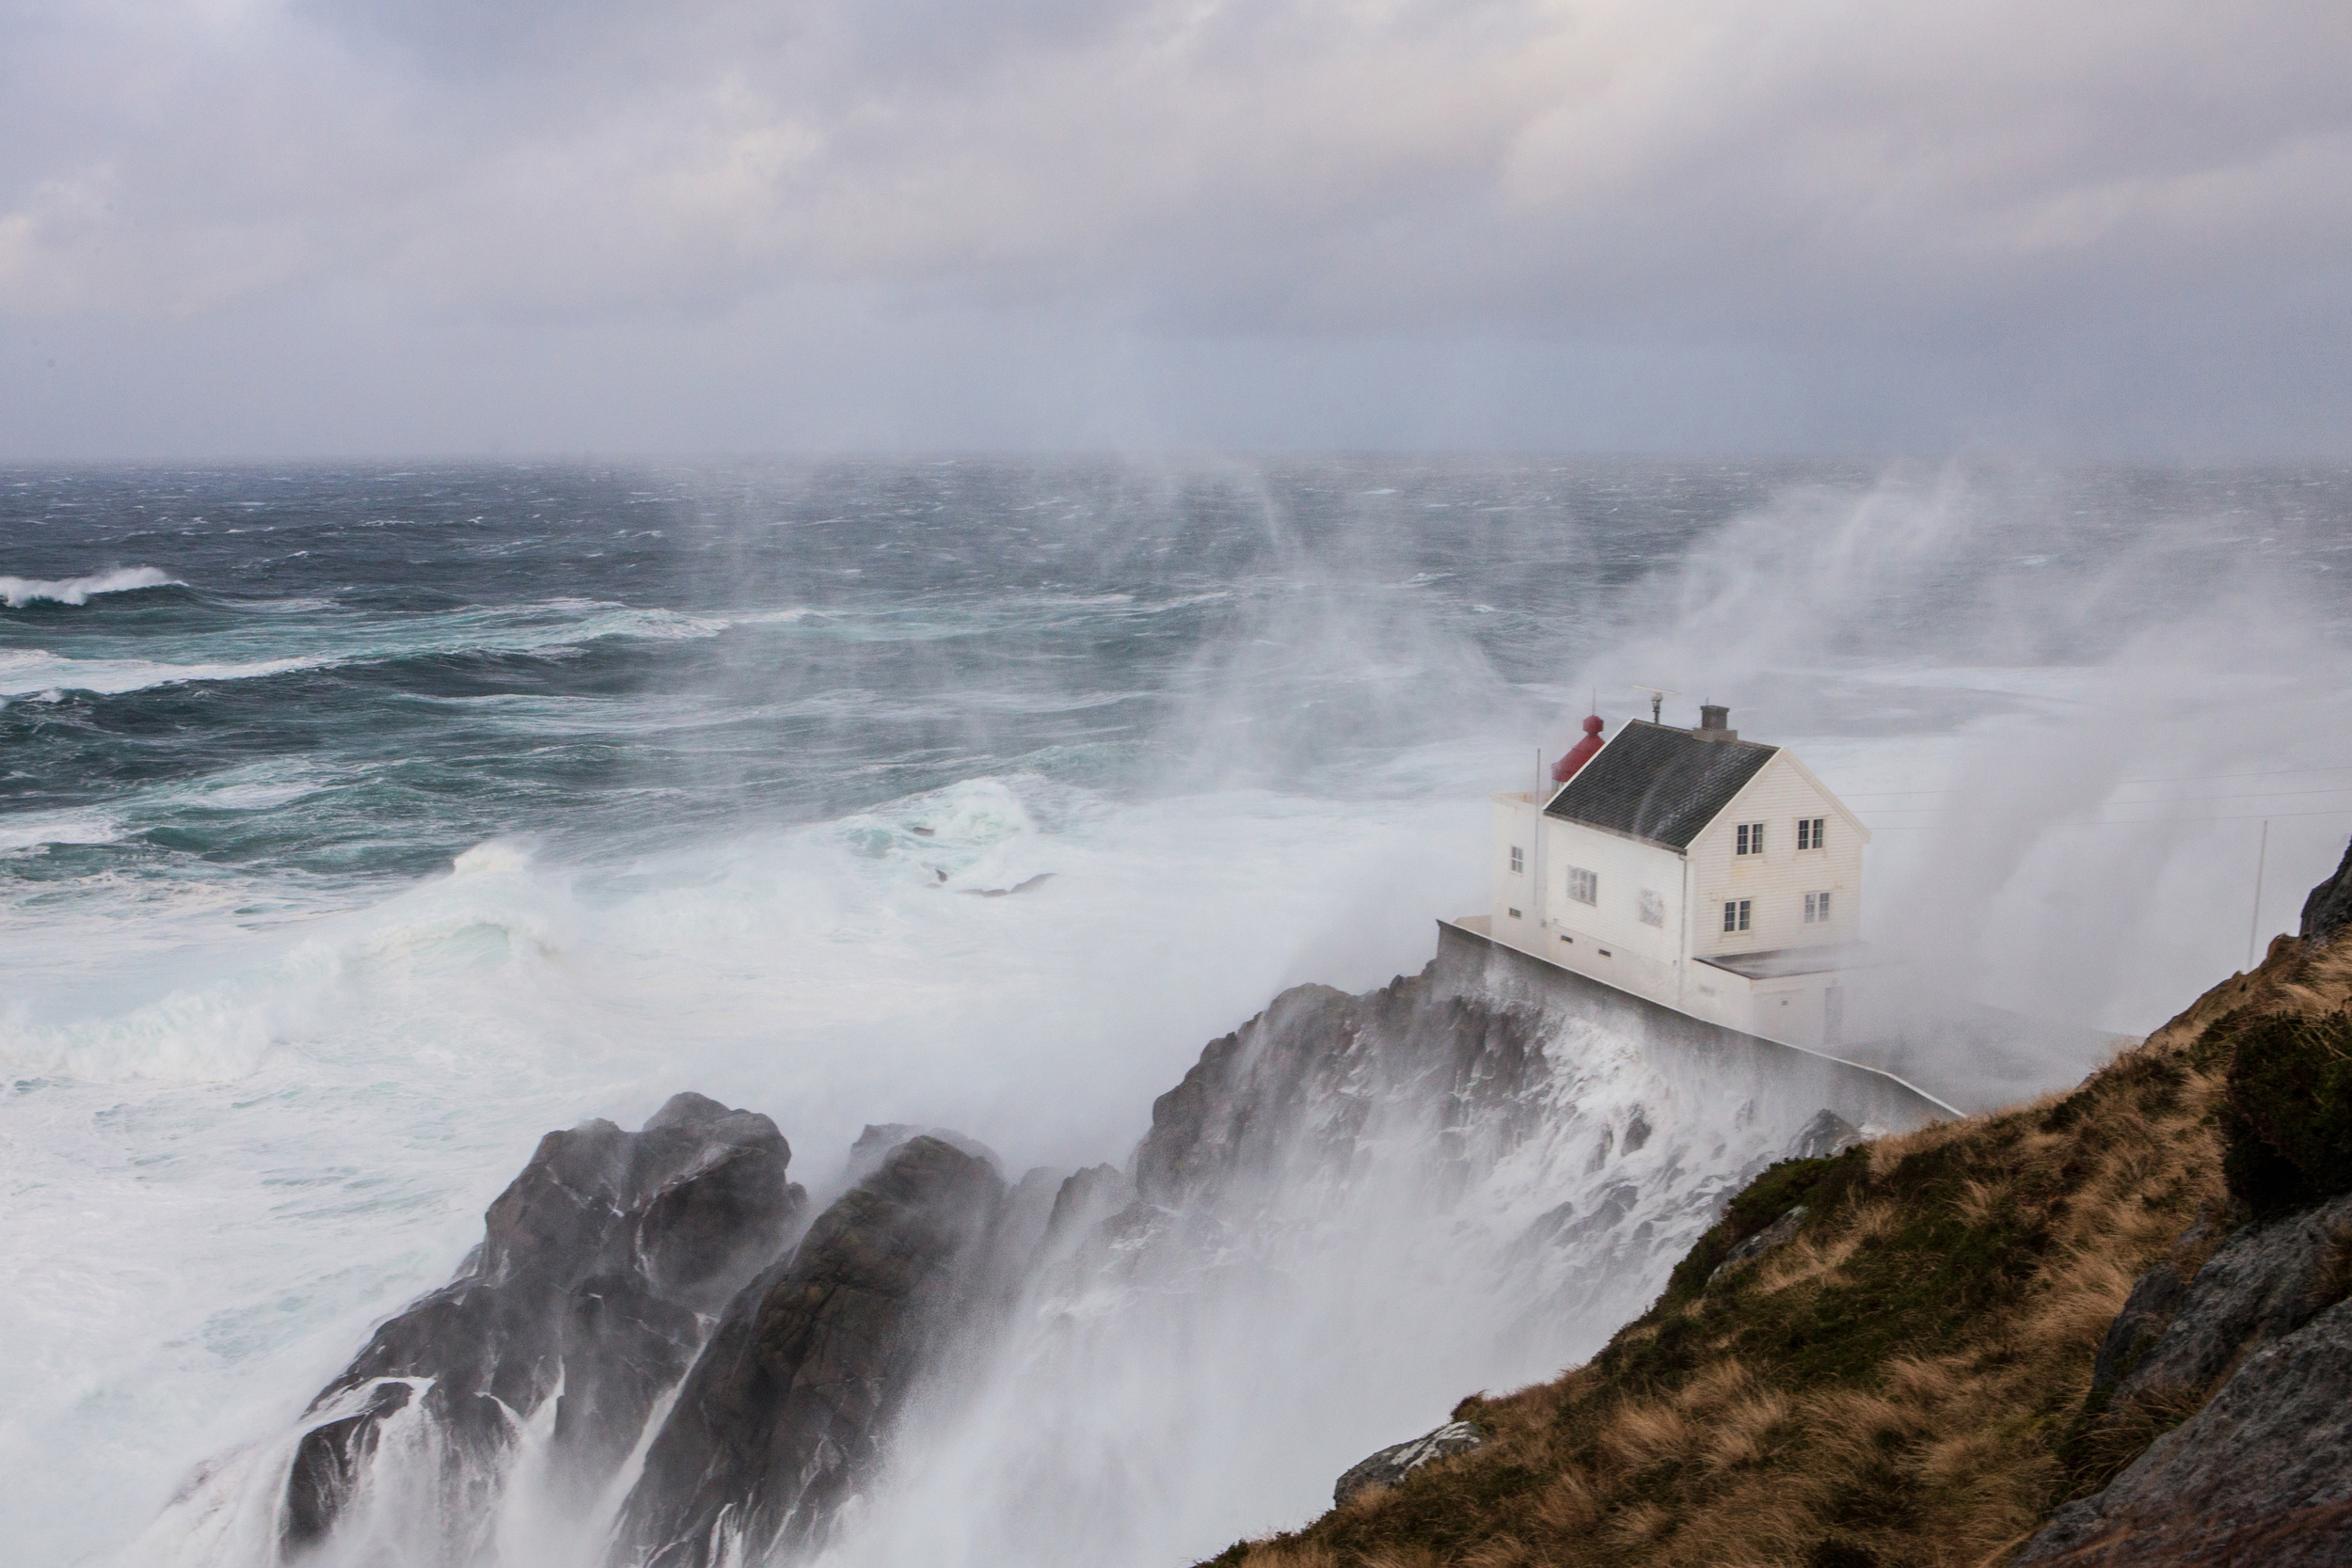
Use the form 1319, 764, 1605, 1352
1435, 917, 1956, 1129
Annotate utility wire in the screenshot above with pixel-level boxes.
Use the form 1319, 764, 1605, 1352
1863, 785, 2352, 813
1839, 764, 2352, 800
1865, 805, 2352, 831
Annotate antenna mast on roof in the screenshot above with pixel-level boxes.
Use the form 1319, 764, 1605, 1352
1630, 685, 1681, 724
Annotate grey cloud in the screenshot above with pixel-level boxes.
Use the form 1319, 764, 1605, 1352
0, 0, 2347, 454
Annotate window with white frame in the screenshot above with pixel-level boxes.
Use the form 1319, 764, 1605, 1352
1509, 845, 1524, 874
1804, 891, 1833, 924
1797, 816, 1826, 850
1567, 866, 1597, 905
1735, 822, 1765, 856
1638, 889, 1665, 927
1723, 898, 1752, 933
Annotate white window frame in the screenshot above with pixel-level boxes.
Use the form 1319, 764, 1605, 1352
1723, 898, 1751, 933
1804, 891, 1832, 924
1509, 845, 1524, 874
1735, 822, 1765, 856
1797, 816, 1826, 851
1567, 866, 1597, 906
1638, 889, 1665, 927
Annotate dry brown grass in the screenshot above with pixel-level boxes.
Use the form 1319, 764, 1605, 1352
1208, 930, 2352, 1568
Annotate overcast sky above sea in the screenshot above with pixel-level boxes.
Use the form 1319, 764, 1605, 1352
3, 0, 2348, 458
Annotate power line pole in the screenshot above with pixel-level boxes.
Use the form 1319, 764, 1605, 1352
2248, 818, 2270, 971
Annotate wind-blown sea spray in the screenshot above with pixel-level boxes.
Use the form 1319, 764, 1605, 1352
135, 937, 1914, 1568
5, 459, 2349, 1567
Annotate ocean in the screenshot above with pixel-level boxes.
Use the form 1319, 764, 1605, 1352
5, 457, 2350, 1565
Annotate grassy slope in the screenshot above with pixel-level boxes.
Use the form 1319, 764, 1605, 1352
1210, 931, 2352, 1568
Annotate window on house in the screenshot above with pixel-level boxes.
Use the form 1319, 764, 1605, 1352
1638, 889, 1665, 927
1507, 908, 1521, 920
1568, 867, 1597, 905
1736, 822, 1765, 856
1798, 816, 1826, 850
1804, 891, 1832, 924
1509, 846, 1524, 874
1723, 898, 1751, 933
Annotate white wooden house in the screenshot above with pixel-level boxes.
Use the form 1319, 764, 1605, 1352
1483, 705, 1873, 1051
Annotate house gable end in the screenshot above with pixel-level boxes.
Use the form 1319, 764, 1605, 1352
1686, 752, 1867, 856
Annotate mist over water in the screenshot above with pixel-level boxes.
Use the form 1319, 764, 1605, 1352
5, 457, 2350, 1566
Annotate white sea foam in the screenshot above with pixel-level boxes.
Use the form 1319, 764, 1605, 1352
0, 810, 126, 851
0, 647, 331, 696
0, 565, 182, 607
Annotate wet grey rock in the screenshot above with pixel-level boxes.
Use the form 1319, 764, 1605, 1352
1516, 1182, 1640, 1260
2090, 1259, 2194, 1396
608, 1135, 1007, 1568
1708, 1205, 1807, 1284
1334, 1420, 1486, 1506
283, 1381, 410, 1548
2109, 1191, 2352, 1404
1791, 1108, 1861, 1160
841, 1122, 1002, 1188
2018, 1298, 2352, 1565
1131, 969, 1549, 1212
2302, 835, 2352, 942
2086, 1211, 2219, 1395
282, 1094, 804, 1557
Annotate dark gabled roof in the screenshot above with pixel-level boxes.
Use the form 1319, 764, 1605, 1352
1544, 721, 1777, 851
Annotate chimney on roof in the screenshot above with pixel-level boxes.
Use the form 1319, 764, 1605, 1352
1693, 705, 1738, 741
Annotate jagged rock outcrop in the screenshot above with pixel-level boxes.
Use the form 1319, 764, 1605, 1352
2302, 835, 2352, 942
607, 1135, 1009, 1568
1333, 1421, 1486, 1507
1131, 971, 1549, 1214
2100, 1192, 2352, 1405
2023, 1301, 2352, 1564
281, 1094, 804, 1557
1790, 1108, 1861, 1160
840, 1122, 1001, 1189
2023, 1190, 2352, 1564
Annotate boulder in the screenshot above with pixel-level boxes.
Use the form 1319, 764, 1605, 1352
282, 1093, 804, 1557
1334, 1421, 1486, 1507
2106, 1191, 2352, 1404
2024, 1191, 2352, 1564
2019, 1299, 2352, 1565
1708, 1205, 1808, 1284
607, 1135, 1007, 1568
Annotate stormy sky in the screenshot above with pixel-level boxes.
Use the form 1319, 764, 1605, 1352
3, 0, 2347, 457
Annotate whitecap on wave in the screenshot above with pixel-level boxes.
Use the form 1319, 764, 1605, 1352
0, 647, 331, 698
0, 566, 183, 608
0, 810, 126, 852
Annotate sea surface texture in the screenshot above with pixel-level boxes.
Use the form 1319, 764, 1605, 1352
4, 458, 2350, 1566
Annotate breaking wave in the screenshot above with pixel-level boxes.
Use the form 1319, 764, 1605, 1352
0, 565, 183, 608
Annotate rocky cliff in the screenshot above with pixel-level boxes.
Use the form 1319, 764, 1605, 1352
280, 1092, 805, 1559
1208, 845, 2352, 1568
215, 911, 1960, 1568
607, 1135, 1010, 1568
